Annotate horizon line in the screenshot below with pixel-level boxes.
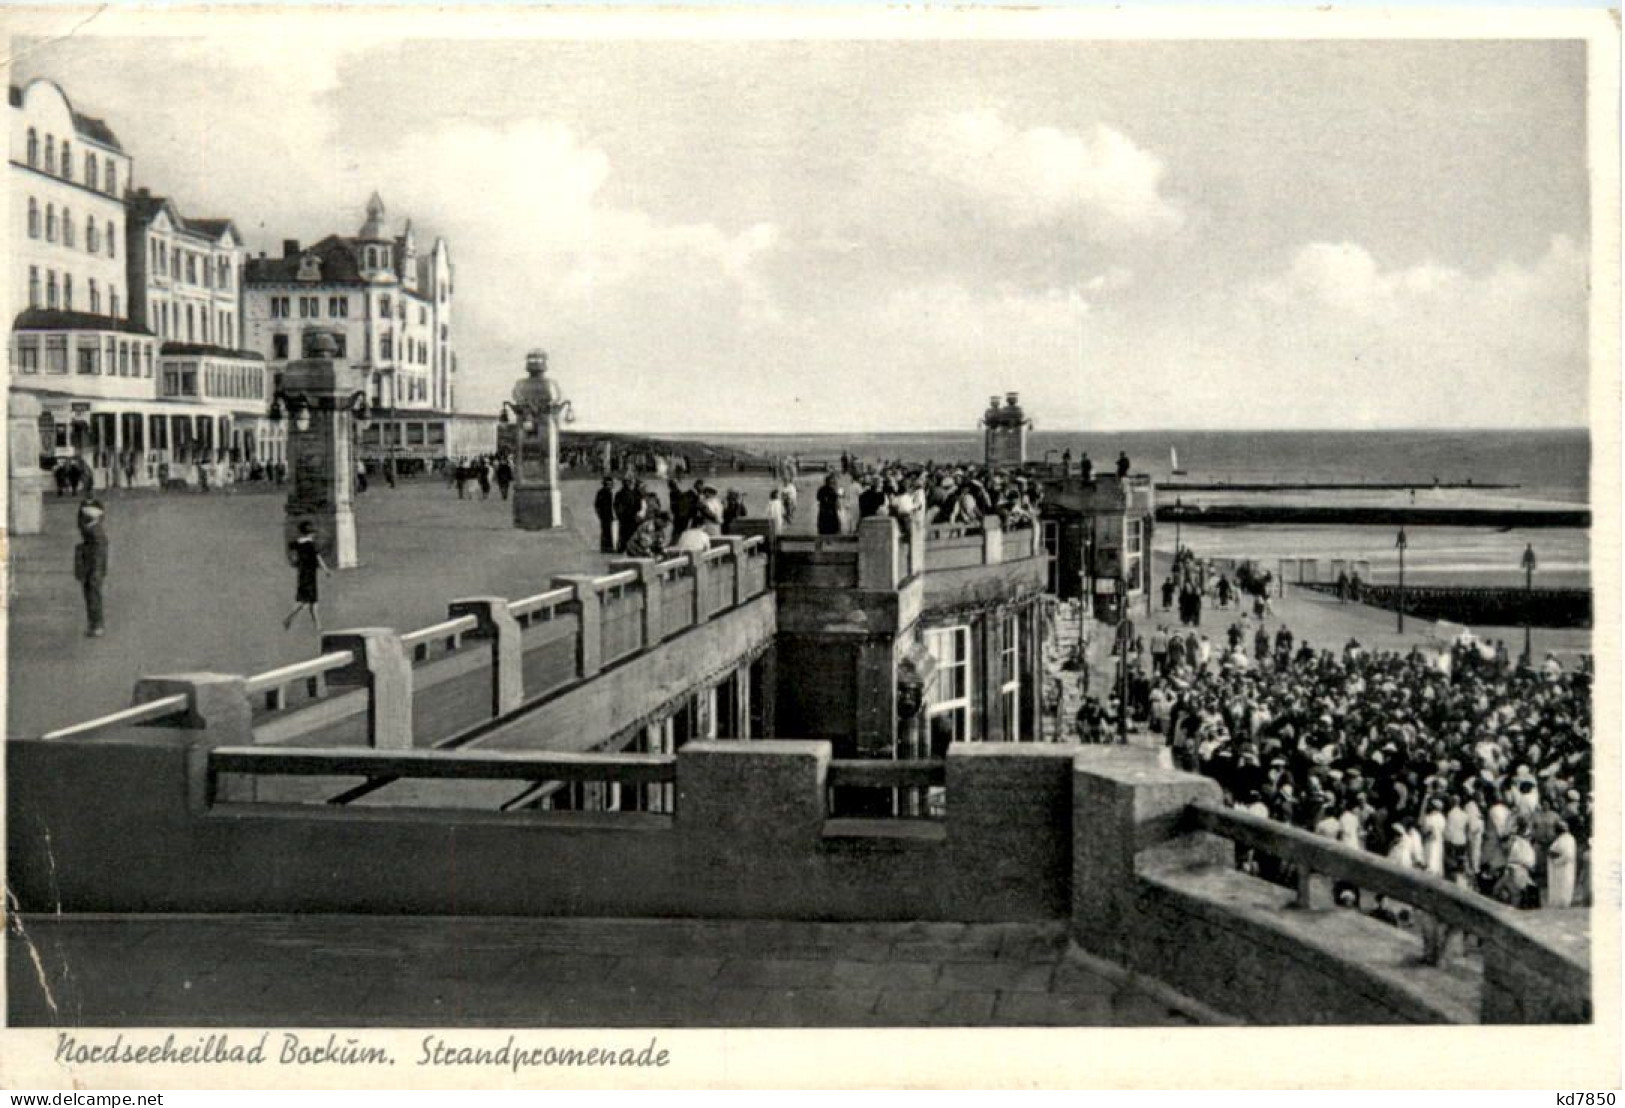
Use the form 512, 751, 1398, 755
569, 425, 1593, 437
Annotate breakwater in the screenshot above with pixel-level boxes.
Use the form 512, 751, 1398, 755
1302, 583, 1592, 629
1160, 505, 1590, 529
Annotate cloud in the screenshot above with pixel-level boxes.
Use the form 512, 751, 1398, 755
904, 109, 1186, 239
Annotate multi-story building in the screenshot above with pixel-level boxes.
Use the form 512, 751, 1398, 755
8, 78, 269, 487
7, 78, 160, 486
244, 192, 481, 468
126, 189, 273, 473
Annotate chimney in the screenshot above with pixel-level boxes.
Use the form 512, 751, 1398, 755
283, 239, 300, 259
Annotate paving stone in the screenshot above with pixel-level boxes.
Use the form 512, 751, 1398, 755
604, 955, 725, 987
1051, 959, 1119, 995
873, 988, 998, 1026
993, 989, 1117, 1026
937, 959, 1056, 993
714, 957, 837, 989
828, 958, 941, 991
750, 987, 883, 1027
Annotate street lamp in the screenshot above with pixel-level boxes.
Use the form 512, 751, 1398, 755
503, 350, 576, 531
1395, 527, 1408, 634
1521, 543, 1538, 665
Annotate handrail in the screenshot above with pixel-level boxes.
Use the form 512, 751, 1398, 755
740, 536, 763, 552
508, 586, 573, 618
243, 651, 355, 695
657, 556, 691, 575
699, 545, 731, 563
210, 746, 676, 785
595, 569, 638, 590
1186, 799, 1587, 978
925, 524, 982, 541
400, 615, 479, 651
40, 693, 190, 741
827, 759, 946, 789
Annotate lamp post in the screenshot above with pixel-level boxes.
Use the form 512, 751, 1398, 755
1395, 527, 1408, 634
1116, 589, 1132, 745
1174, 496, 1182, 555
502, 349, 574, 531
1521, 543, 1537, 665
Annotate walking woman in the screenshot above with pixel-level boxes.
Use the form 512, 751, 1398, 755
816, 472, 844, 535
283, 522, 333, 632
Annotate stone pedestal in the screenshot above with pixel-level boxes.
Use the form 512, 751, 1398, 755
7, 392, 49, 535
281, 337, 364, 568
511, 350, 566, 531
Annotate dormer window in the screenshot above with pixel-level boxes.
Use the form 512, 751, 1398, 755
297, 252, 322, 282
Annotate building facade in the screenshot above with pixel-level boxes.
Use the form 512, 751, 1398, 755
243, 193, 484, 466
8, 79, 270, 487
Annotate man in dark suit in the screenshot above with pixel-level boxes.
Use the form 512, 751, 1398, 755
594, 477, 617, 553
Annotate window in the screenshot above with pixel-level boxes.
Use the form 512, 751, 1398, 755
106, 221, 116, 257
202, 310, 211, 344
202, 257, 212, 289
88, 280, 99, 314
328, 296, 348, 318
85, 151, 96, 184
44, 135, 54, 174
16, 336, 39, 373
60, 141, 70, 180
379, 295, 391, 316
27, 267, 40, 309
186, 304, 195, 342
272, 334, 289, 359
270, 296, 290, 319
27, 198, 39, 239
26, 128, 37, 167
1000, 611, 1023, 740
86, 216, 98, 253
46, 271, 58, 309
62, 208, 74, 248
924, 625, 974, 756
419, 306, 426, 325
119, 342, 130, 376
219, 258, 230, 288
45, 335, 68, 374
110, 288, 120, 320
299, 296, 317, 319
144, 346, 153, 378
45, 204, 56, 243
157, 241, 166, 275
380, 333, 393, 360
77, 342, 98, 375
105, 160, 116, 195
62, 274, 73, 311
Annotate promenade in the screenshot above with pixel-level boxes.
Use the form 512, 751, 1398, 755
5, 472, 788, 737
8, 914, 1207, 1028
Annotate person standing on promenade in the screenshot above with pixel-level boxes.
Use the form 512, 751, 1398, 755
355, 458, 368, 495
1546, 820, 1577, 908
476, 457, 492, 500
73, 497, 109, 638
1115, 451, 1131, 478
495, 456, 513, 500
282, 522, 333, 633
595, 477, 617, 552
614, 477, 643, 552
816, 473, 844, 535
779, 472, 798, 526
766, 488, 786, 532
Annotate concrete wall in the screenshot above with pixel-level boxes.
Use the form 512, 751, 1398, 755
8, 738, 1074, 923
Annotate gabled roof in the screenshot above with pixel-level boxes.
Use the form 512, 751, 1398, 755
127, 193, 241, 245
9, 82, 126, 152
244, 234, 367, 286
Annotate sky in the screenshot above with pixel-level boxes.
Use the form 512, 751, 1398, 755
13, 31, 1594, 433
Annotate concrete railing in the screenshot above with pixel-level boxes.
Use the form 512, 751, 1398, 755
26, 538, 774, 756
7, 739, 1586, 1023
1070, 755, 1591, 1026
1186, 800, 1591, 1024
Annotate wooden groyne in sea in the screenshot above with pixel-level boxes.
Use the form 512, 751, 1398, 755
1159, 504, 1590, 529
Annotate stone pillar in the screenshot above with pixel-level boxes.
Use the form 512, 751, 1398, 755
735, 660, 752, 738
131, 673, 253, 746
711, 536, 747, 608
321, 628, 413, 749
905, 509, 927, 579
282, 331, 364, 568
552, 575, 602, 678
7, 392, 48, 535
610, 559, 663, 647
733, 518, 776, 585
948, 744, 1077, 915
857, 515, 900, 589
448, 596, 523, 717
982, 516, 1003, 564
677, 739, 829, 847
854, 639, 899, 758
1071, 750, 1228, 961
689, 549, 712, 625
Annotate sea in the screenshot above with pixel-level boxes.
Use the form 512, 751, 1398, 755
692, 428, 1593, 589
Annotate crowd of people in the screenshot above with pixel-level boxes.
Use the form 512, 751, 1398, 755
1126, 558, 1593, 913
593, 474, 758, 558
821, 456, 1045, 537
